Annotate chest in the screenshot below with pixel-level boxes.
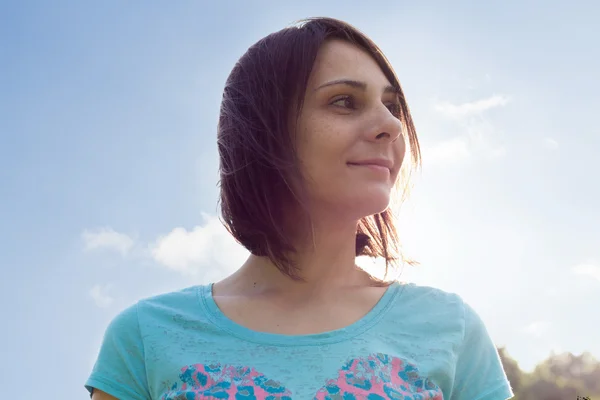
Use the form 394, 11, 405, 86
149, 344, 447, 400
139, 285, 460, 399
212, 287, 387, 335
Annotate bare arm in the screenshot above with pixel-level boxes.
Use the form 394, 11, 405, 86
91, 389, 119, 400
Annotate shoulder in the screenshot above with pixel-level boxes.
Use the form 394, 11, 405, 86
395, 283, 502, 354
107, 285, 206, 334
137, 284, 203, 310
396, 282, 466, 310
391, 282, 477, 331
135, 284, 208, 323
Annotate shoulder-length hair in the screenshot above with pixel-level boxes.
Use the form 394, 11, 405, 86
217, 17, 420, 282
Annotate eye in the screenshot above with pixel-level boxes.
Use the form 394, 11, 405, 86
386, 102, 401, 117
330, 95, 356, 110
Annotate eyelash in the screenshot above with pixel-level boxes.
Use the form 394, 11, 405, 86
330, 95, 401, 117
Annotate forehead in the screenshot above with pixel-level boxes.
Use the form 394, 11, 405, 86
307, 39, 392, 89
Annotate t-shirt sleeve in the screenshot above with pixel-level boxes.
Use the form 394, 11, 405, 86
450, 300, 514, 400
85, 302, 151, 400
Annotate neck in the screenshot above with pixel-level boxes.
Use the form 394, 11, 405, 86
231, 216, 374, 296
287, 217, 361, 284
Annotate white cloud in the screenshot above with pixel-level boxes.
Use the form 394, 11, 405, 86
425, 95, 508, 166
466, 118, 507, 160
543, 137, 559, 150
543, 286, 560, 297
488, 145, 507, 159
434, 95, 509, 119
89, 284, 114, 308
150, 213, 248, 281
572, 262, 600, 283
424, 137, 470, 165
424, 120, 506, 166
522, 321, 550, 338
82, 227, 134, 255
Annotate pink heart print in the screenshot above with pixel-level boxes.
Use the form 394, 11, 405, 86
162, 353, 443, 399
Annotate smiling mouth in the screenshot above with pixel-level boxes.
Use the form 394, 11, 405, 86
347, 163, 391, 173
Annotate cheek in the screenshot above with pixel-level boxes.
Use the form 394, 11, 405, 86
298, 120, 347, 169
296, 122, 353, 195
395, 134, 407, 165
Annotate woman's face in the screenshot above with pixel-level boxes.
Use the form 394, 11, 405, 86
294, 39, 406, 220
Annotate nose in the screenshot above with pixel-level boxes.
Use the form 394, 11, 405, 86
365, 104, 403, 143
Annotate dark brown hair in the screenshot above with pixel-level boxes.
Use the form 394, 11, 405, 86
217, 17, 420, 281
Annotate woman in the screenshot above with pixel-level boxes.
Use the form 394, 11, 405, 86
87, 17, 513, 400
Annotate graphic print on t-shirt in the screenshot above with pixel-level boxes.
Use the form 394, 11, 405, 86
161, 352, 443, 399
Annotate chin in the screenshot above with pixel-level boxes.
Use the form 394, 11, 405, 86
347, 191, 392, 219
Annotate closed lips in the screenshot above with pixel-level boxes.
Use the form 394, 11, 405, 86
347, 159, 392, 170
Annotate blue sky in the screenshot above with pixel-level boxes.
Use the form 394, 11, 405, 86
2, 1, 599, 398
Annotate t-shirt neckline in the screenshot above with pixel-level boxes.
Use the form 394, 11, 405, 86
198, 280, 401, 346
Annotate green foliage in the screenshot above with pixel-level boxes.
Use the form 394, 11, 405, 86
498, 347, 600, 400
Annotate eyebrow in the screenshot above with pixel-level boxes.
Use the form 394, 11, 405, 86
314, 79, 399, 94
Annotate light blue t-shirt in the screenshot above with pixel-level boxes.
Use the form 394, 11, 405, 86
86, 282, 513, 399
